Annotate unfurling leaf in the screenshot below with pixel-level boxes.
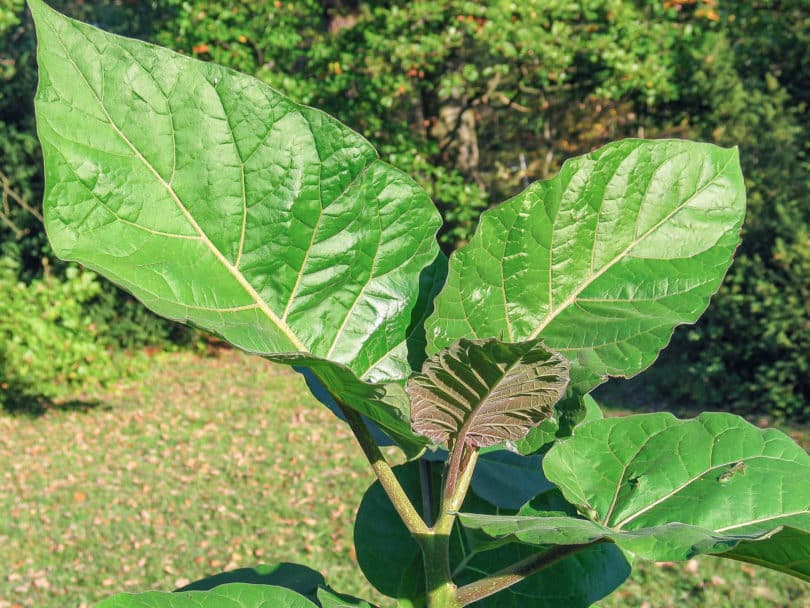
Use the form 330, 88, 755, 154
408, 338, 569, 448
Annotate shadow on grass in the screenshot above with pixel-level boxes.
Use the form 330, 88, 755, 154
1, 380, 105, 417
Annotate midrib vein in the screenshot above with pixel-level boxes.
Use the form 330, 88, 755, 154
53, 27, 307, 352
528, 154, 734, 341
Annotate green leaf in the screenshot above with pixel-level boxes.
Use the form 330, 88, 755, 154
426, 140, 746, 392
513, 417, 559, 455
451, 541, 630, 608
722, 526, 810, 581
95, 583, 317, 608
408, 338, 569, 448
471, 450, 554, 510
354, 461, 630, 606
449, 485, 630, 608
29, 0, 441, 433
514, 393, 603, 455
579, 394, 604, 424
528, 412, 810, 577
290, 358, 427, 457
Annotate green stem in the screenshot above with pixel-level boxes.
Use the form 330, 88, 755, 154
337, 403, 430, 537
455, 540, 608, 606
422, 533, 461, 608
420, 449, 479, 608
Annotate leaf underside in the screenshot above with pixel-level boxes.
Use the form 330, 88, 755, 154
461, 413, 810, 579
426, 139, 746, 393
30, 0, 441, 448
408, 338, 569, 448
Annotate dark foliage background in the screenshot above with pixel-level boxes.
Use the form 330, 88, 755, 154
1, 0, 807, 418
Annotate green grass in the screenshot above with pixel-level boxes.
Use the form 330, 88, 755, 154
1, 350, 808, 607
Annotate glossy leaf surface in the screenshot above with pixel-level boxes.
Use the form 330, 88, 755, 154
529, 413, 810, 577
96, 583, 316, 608
426, 140, 746, 392
30, 0, 441, 440
408, 338, 569, 448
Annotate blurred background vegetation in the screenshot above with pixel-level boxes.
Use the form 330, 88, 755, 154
1, 0, 808, 420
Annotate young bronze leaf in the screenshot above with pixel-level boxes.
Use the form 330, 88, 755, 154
408, 338, 569, 448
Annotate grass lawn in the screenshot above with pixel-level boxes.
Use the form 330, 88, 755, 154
1, 349, 808, 607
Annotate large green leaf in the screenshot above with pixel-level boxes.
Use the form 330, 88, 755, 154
425, 140, 746, 392
30, 0, 441, 440
528, 413, 810, 578
408, 338, 569, 448
96, 583, 317, 608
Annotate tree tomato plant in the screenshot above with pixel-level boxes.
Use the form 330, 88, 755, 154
27, 1, 810, 606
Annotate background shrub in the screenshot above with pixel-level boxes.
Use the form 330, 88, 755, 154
0, 256, 142, 411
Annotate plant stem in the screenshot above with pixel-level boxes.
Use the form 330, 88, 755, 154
455, 540, 607, 606
421, 533, 462, 608
441, 447, 479, 520
336, 403, 430, 536
420, 449, 478, 608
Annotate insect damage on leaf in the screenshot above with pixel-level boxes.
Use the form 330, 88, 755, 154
718, 461, 746, 483
408, 337, 570, 449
